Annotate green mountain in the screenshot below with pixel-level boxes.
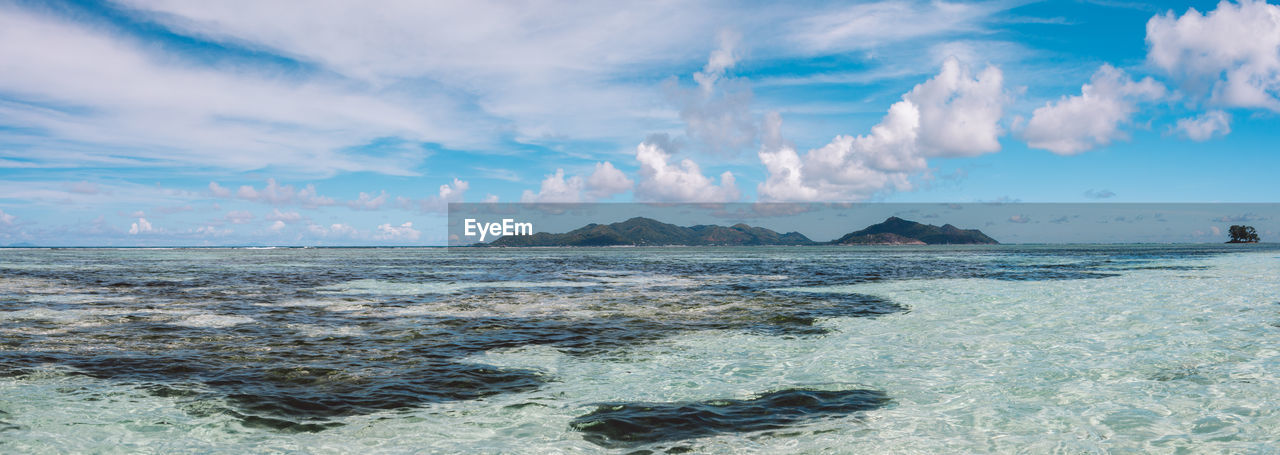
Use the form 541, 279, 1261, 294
832, 216, 998, 245
484, 217, 814, 246
480, 216, 995, 247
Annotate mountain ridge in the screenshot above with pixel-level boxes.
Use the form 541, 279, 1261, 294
832, 216, 998, 245
480, 216, 996, 246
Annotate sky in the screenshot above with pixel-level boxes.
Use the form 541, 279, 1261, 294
0, 0, 1278, 246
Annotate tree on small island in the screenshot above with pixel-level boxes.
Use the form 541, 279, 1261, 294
1227, 225, 1260, 243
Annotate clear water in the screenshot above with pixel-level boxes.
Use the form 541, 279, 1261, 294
1, 245, 1278, 453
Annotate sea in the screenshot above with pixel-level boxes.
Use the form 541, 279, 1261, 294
1, 245, 1278, 453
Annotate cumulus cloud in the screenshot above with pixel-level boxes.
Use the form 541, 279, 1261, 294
667, 30, 757, 156
1147, 0, 1280, 111
757, 58, 1005, 201
308, 223, 358, 238
268, 220, 286, 232
634, 139, 740, 202
208, 182, 232, 197
212, 179, 337, 208
520, 169, 581, 203
265, 209, 302, 222
0, 209, 15, 225
374, 222, 420, 241
128, 217, 154, 234
396, 178, 469, 213
347, 191, 388, 210
1175, 110, 1231, 141
585, 162, 634, 199
520, 162, 633, 203
1008, 214, 1031, 224
225, 210, 254, 224
695, 30, 740, 94
909, 58, 1006, 157
235, 179, 335, 207
1023, 65, 1165, 155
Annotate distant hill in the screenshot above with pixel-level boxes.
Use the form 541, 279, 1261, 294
485, 217, 814, 246
832, 216, 998, 245
480, 215, 995, 247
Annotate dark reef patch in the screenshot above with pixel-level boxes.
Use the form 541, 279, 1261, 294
570, 388, 891, 448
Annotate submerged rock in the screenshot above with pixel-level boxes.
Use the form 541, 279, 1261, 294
570, 388, 891, 448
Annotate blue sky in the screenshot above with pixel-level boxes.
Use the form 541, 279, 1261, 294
0, 0, 1277, 245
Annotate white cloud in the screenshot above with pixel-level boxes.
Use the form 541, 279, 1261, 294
1022, 64, 1165, 155
757, 58, 1005, 202
0, 4, 457, 175
225, 210, 254, 224
789, 1, 1008, 53
347, 191, 388, 210
128, 217, 154, 234
208, 182, 231, 197
520, 162, 633, 203
694, 30, 740, 94
482, 194, 500, 203
909, 58, 1006, 157
268, 220, 286, 232
1147, 0, 1280, 111
1175, 110, 1231, 141
1, 0, 1025, 183
397, 178, 469, 213
265, 209, 302, 222
585, 162, 634, 199
222, 178, 336, 207
634, 140, 740, 202
374, 222, 420, 241
308, 223, 358, 238
193, 225, 232, 237
330, 224, 358, 237
0, 208, 15, 225
667, 30, 757, 156
108, 0, 735, 147
520, 169, 583, 203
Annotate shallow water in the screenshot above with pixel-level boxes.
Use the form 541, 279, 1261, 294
1, 245, 1277, 453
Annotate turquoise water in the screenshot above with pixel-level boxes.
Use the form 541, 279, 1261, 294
1, 245, 1278, 453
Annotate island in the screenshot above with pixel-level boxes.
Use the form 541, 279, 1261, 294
480, 216, 997, 246
832, 216, 999, 245
1227, 225, 1261, 243
486, 217, 814, 247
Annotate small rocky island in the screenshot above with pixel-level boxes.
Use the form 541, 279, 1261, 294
482, 216, 997, 246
